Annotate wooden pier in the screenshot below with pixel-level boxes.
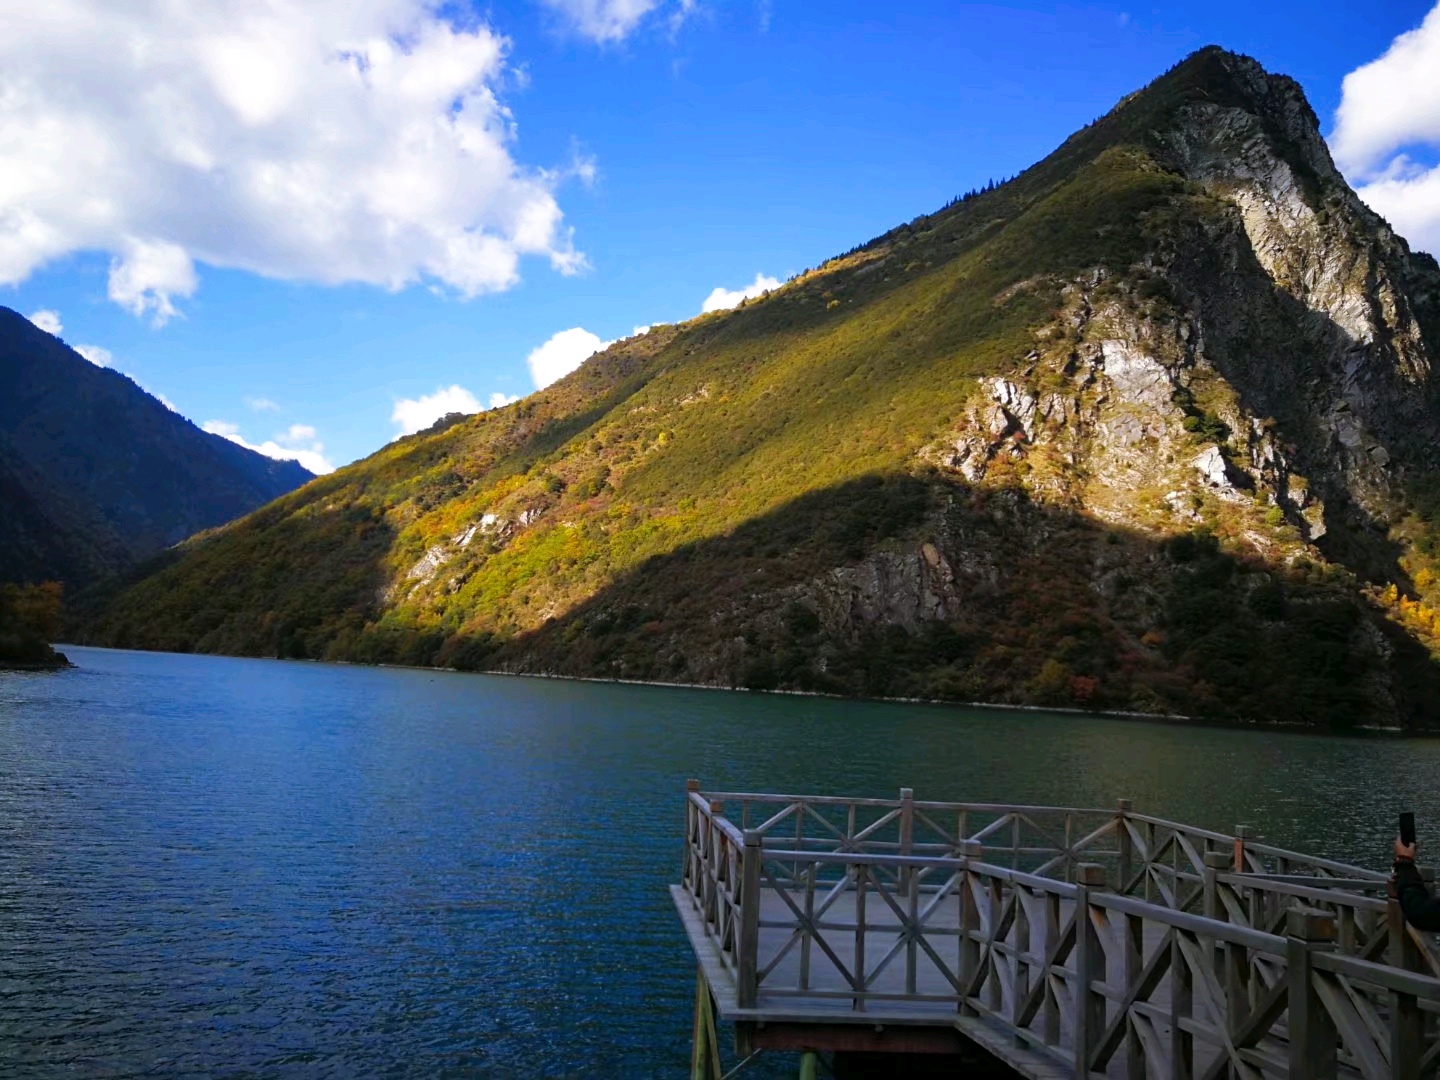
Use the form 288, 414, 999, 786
671, 783, 1440, 1078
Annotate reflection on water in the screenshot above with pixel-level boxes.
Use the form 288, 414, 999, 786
2, 647, 1437, 1076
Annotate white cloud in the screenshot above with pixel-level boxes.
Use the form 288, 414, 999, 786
27, 309, 62, 335
74, 344, 112, 367
107, 239, 199, 325
27, 308, 117, 368
1332, 3, 1440, 254
245, 396, 280, 412
539, 0, 663, 42
204, 418, 333, 474
700, 272, 781, 313
391, 384, 482, 436
489, 391, 520, 408
631, 324, 651, 336
525, 326, 612, 389
0, 1, 584, 324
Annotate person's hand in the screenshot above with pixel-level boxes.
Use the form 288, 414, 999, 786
1396, 834, 1418, 863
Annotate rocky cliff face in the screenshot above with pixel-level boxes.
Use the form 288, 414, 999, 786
81, 48, 1440, 728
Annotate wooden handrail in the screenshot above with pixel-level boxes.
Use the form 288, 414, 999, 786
1313, 950, 1440, 1000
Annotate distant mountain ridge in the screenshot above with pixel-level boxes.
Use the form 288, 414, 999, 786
0, 306, 312, 585
79, 48, 1440, 728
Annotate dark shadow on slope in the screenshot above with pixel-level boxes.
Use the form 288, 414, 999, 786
429, 473, 1440, 730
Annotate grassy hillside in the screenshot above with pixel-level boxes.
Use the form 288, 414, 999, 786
78, 48, 1440, 727
84, 143, 1178, 638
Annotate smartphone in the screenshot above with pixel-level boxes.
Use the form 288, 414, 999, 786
1401, 811, 1417, 846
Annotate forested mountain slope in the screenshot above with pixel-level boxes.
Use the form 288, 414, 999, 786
0, 307, 312, 585
81, 48, 1440, 727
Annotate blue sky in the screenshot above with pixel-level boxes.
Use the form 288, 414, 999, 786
5, 0, 1440, 472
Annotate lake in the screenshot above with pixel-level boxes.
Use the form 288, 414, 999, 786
4, 646, 1440, 1077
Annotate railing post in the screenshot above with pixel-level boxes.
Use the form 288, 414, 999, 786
1144, 818, 1156, 902
684, 779, 700, 889
1389, 874, 1425, 1080
1287, 907, 1337, 1080
1202, 850, 1228, 922
1122, 909, 1144, 1079
1116, 798, 1133, 892
1073, 863, 1107, 1079
737, 829, 762, 1009
1201, 849, 1230, 1019
1232, 835, 1255, 875
1012, 881, 1031, 1049
899, 787, 915, 898
959, 840, 981, 1016
1234, 824, 1252, 873
854, 862, 869, 1011
707, 800, 726, 929
985, 874, 1003, 1014
1170, 921, 1192, 1080
1236, 825, 1264, 930
1042, 889, 1060, 1046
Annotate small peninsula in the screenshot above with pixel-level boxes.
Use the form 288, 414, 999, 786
1, 582, 70, 670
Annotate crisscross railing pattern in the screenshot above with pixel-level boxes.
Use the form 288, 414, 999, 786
677, 784, 1440, 1077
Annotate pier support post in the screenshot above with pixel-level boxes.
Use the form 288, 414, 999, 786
692, 966, 723, 1080
798, 1050, 817, 1080
1287, 907, 1337, 1080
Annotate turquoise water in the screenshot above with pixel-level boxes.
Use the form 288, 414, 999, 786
4, 646, 1440, 1076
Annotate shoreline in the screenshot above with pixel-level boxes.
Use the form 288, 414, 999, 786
0, 650, 72, 672
465, 666, 1407, 736
58, 641, 1412, 736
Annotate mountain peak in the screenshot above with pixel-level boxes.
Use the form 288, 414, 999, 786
0, 306, 313, 585
77, 53, 1440, 728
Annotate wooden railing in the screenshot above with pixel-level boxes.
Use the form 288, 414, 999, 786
678, 784, 1440, 1077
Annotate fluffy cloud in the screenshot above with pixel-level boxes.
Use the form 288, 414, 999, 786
27, 309, 62, 335
204, 419, 333, 474
539, 0, 667, 42
489, 391, 521, 408
701, 273, 781, 313
391, 384, 482, 436
525, 327, 612, 389
73, 344, 113, 367
0, 1, 583, 325
1331, 4, 1440, 254
25, 307, 113, 365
